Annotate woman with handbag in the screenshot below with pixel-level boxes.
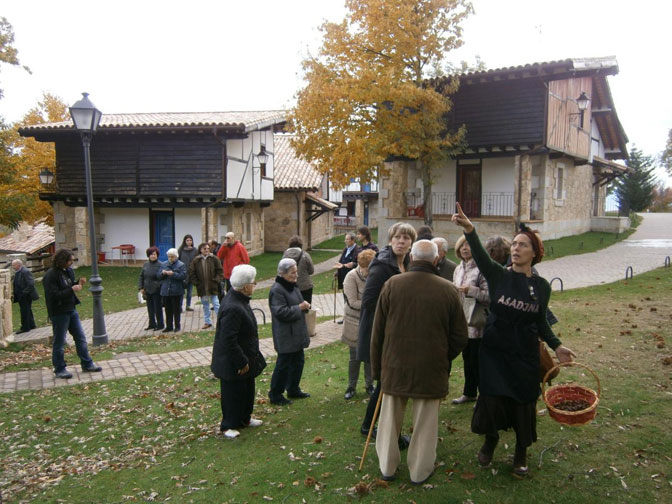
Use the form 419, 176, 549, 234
451, 235, 490, 405
210, 264, 266, 439
452, 203, 575, 476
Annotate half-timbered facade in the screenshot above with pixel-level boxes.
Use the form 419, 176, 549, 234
19, 111, 285, 264
378, 57, 630, 244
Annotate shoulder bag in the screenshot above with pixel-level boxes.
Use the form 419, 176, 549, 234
463, 296, 488, 328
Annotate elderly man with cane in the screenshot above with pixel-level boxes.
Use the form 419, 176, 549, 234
369, 239, 468, 484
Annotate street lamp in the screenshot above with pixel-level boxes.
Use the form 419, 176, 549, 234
69, 92, 108, 346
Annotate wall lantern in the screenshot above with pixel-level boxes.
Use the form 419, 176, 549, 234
39, 168, 55, 186
257, 145, 269, 165
570, 92, 591, 128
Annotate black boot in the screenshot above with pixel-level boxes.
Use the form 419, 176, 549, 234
478, 434, 499, 467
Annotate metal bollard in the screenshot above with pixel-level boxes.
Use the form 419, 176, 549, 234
665, 256, 670, 268
252, 308, 266, 325
625, 266, 633, 280
550, 277, 564, 292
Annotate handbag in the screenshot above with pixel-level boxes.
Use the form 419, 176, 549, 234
539, 340, 559, 384
462, 296, 488, 328
29, 287, 40, 301
250, 352, 267, 378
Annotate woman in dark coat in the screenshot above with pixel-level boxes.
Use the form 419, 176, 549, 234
211, 264, 266, 439
157, 248, 187, 332
138, 246, 164, 331
452, 203, 575, 476
178, 234, 198, 311
268, 258, 311, 406
357, 222, 416, 436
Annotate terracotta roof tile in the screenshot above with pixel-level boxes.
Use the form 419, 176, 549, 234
0, 220, 54, 254
19, 110, 287, 134
273, 134, 323, 190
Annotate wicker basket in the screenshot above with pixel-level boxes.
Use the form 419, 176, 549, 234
542, 362, 601, 426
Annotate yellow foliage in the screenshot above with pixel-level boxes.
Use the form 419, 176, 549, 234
0, 93, 68, 227
289, 0, 472, 192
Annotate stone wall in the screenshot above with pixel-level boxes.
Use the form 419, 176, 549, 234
0, 269, 11, 345
216, 203, 265, 256
52, 201, 102, 266
264, 192, 301, 252
308, 206, 334, 249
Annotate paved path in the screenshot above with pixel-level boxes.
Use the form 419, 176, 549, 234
536, 213, 672, 290
0, 320, 342, 393
3, 213, 671, 392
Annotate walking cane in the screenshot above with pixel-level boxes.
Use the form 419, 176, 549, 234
358, 388, 383, 471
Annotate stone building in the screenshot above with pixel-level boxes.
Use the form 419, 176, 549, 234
265, 134, 336, 252
378, 57, 631, 245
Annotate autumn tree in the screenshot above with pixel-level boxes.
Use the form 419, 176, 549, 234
0, 16, 30, 100
0, 93, 68, 228
649, 182, 672, 213
611, 146, 657, 213
0, 16, 36, 229
290, 0, 472, 226
662, 128, 672, 176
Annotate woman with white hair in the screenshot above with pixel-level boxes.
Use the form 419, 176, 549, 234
211, 264, 266, 439
268, 258, 311, 406
157, 248, 187, 332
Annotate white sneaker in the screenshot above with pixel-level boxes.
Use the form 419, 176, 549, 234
224, 429, 240, 439
247, 418, 263, 427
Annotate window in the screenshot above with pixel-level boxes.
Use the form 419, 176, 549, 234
245, 213, 252, 242
555, 164, 565, 200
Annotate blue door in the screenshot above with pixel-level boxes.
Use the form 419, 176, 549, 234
151, 211, 174, 261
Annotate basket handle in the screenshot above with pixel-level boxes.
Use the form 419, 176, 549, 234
542, 361, 601, 399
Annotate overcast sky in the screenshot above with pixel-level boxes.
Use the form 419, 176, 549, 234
2, 0, 670, 184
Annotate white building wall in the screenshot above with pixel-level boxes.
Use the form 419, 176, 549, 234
482, 158, 514, 193
175, 208, 203, 245
99, 208, 149, 259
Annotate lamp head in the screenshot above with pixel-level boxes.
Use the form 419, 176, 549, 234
69, 92, 102, 133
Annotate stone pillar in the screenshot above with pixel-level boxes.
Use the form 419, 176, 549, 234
377, 161, 410, 243
75, 206, 91, 266
0, 269, 12, 344
202, 207, 218, 242
513, 154, 533, 223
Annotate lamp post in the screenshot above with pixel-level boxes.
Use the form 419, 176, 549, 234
39, 168, 54, 187
69, 92, 108, 346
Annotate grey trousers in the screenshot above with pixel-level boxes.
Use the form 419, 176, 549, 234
348, 346, 372, 389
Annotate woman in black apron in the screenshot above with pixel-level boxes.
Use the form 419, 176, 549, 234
452, 203, 575, 476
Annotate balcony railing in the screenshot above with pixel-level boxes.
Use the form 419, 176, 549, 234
405, 192, 514, 217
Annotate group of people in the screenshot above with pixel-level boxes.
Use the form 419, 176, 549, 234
367, 208, 575, 483
211, 212, 576, 484
22, 212, 575, 481
138, 232, 250, 332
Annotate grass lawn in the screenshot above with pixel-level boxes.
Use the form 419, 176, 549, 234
2, 268, 671, 503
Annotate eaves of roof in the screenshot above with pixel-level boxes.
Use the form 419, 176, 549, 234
18, 110, 287, 137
